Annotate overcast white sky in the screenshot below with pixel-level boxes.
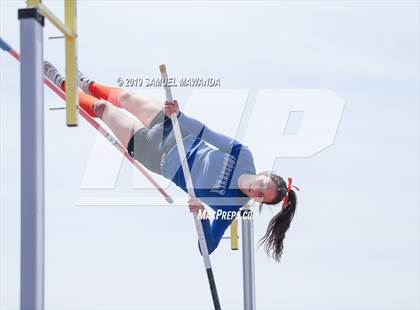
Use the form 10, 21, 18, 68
1, 1, 419, 309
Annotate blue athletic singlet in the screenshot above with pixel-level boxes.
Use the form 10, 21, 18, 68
160, 113, 256, 254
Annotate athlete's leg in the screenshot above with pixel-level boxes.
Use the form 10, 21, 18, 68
77, 91, 143, 148
44, 61, 143, 148
117, 90, 164, 129
87, 82, 125, 108
88, 82, 163, 128
94, 100, 144, 148
65, 86, 143, 148
78, 91, 98, 117
77, 71, 164, 128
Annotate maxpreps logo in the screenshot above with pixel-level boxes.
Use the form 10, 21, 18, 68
76, 89, 345, 206
197, 209, 256, 221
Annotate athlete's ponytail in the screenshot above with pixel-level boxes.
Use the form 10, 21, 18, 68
259, 173, 299, 262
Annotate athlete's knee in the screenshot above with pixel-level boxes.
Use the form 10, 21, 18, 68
93, 100, 108, 118
118, 90, 136, 107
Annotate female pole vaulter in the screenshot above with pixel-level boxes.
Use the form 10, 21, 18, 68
44, 62, 299, 261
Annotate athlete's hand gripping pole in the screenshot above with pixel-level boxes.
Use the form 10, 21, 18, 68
0, 36, 173, 204
159, 64, 221, 310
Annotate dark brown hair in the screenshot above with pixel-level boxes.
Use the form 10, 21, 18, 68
258, 172, 297, 261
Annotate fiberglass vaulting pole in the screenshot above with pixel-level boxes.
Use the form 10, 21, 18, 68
18, 7, 45, 310
159, 65, 221, 310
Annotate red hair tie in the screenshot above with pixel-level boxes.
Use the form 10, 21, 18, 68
283, 177, 300, 208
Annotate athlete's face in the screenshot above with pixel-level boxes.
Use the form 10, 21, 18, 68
246, 175, 277, 203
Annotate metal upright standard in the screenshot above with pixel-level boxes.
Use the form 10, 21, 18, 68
19, 1, 78, 309
241, 209, 256, 310
159, 65, 221, 310
18, 8, 45, 310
